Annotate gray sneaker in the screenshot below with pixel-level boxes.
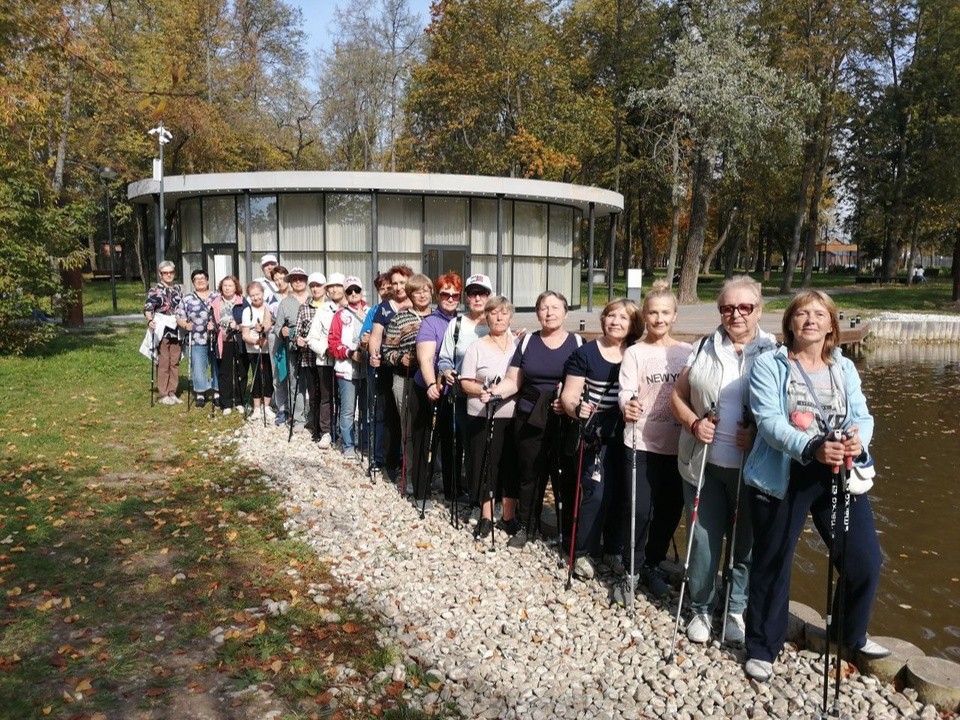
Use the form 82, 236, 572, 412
507, 529, 529, 549
611, 576, 638, 607
745, 658, 773, 682
602, 554, 625, 575
573, 555, 595, 580
640, 564, 672, 599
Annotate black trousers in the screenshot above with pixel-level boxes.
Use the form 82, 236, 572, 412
218, 340, 248, 409
513, 411, 575, 540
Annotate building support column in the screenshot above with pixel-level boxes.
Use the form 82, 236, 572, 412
587, 202, 596, 312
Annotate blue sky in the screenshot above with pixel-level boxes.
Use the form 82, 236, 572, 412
294, 0, 434, 54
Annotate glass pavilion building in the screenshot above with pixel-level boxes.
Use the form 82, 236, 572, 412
127, 171, 623, 310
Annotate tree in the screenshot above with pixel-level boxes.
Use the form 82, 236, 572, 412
632, 0, 812, 302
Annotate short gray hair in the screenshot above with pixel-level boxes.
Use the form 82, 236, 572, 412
718, 275, 763, 308
158, 260, 175, 273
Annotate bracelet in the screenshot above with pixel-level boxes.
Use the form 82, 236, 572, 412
691, 418, 701, 436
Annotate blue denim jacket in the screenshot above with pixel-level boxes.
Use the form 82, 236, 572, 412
744, 345, 874, 499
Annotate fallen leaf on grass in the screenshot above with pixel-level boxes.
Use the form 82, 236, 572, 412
384, 681, 404, 698
341, 622, 360, 634
270, 659, 282, 673
74, 678, 93, 692
145, 687, 167, 697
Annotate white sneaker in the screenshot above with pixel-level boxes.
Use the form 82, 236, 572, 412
263, 406, 276, 420
686, 613, 712, 643
856, 638, 891, 658
724, 612, 745, 644
171, 395, 183, 404
745, 658, 773, 682
573, 555, 596, 580
159, 395, 176, 405
318, 433, 332, 449
222, 407, 232, 416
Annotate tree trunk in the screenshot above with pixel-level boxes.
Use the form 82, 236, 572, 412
665, 134, 682, 287
763, 229, 772, 282
726, 215, 750, 279
678, 149, 714, 304
702, 206, 739, 275
952, 222, 960, 303
780, 136, 817, 293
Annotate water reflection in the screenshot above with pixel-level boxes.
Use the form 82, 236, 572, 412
789, 342, 960, 661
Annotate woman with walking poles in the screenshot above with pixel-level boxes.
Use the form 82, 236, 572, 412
669, 276, 777, 647
212, 275, 246, 416
742, 289, 888, 683
144, 261, 183, 405
558, 298, 638, 582
614, 281, 691, 607
487, 291, 582, 552
176, 268, 219, 408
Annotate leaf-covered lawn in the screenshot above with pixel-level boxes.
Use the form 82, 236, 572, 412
0, 329, 435, 719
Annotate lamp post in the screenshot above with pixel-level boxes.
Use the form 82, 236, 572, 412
148, 123, 172, 274
98, 167, 118, 312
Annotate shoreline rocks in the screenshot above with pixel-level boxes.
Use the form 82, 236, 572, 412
232, 422, 942, 719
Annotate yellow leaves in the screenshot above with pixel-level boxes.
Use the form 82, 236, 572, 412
5, 586, 20, 597
226, 530, 238, 542
341, 622, 361, 634
269, 659, 282, 673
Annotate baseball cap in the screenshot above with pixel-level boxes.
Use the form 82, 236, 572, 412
287, 267, 308, 281
464, 274, 493, 294
260, 253, 278, 267
344, 276, 363, 291
326, 272, 345, 287
308, 272, 326, 287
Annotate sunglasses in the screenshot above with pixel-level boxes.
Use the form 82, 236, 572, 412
466, 288, 490, 298
346, 287, 362, 295
438, 291, 461, 300
719, 303, 756, 317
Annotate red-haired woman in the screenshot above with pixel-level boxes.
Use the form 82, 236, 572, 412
407, 272, 463, 510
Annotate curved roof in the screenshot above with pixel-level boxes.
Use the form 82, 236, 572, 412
126, 171, 623, 215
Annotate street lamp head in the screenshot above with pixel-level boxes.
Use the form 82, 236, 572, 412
148, 125, 172, 144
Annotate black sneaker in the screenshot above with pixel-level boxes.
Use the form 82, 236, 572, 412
474, 518, 493, 539
507, 529, 529, 549
640, 564, 672, 599
499, 517, 521, 536
194, 395, 206, 408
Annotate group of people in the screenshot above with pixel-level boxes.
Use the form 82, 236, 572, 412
144, 260, 888, 683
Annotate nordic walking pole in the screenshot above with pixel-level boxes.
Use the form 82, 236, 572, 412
288, 347, 301, 442
565, 384, 594, 589
368, 366, 379, 479
628, 392, 639, 614
185, 333, 193, 412
260, 352, 267, 427
825, 429, 854, 718
667, 402, 718, 662
150, 329, 157, 407
208, 330, 216, 419
720, 404, 751, 644
449, 379, 460, 529
245, 341, 261, 421
420, 388, 441, 519
475, 391, 502, 551
399, 364, 412, 497
821, 428, 843, 718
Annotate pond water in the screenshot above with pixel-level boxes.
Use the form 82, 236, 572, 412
788, 342, 960, 661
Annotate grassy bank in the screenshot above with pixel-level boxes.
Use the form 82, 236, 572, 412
0, 329, 434, 719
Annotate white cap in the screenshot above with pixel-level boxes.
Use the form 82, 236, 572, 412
308, 272, 326, 287
464, 274, 493, 294
260, 253, 278, 267
344, 276, 363, 290
326, 272, 345, 287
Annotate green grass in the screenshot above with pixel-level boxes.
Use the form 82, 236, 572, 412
583, 271, 958, 313
0, 327, 439, 719
81, 277, 148, 317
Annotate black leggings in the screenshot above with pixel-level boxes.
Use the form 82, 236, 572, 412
218, 340, 248, 409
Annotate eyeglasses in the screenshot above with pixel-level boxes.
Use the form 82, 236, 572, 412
346, 287, 362, 295
466, 288, 490, 298
439, 291, 461, 300
719, 303, 756, 318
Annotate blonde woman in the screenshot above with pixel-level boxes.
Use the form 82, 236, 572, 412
614, 281, 691, 605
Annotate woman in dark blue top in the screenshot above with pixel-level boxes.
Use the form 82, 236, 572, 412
488, 291, 582, 550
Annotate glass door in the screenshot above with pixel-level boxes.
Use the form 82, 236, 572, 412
424, 246, 469, 287
205, 246, 238, 289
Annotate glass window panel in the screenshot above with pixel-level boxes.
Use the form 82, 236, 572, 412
512, 257, 544, 308
425, 197, 468, 246
241, 194, 277, 254
572, 210, 584, 307
470, 198, 513, 255
514, 201, 547, 257
181, 253, 202, 288
470, 255, 511, 300
375, 253, 422, 277
378, 195, 422, 253
277, 252, 326, 277
326, 252, 373, 288
180, 199, 201, 253
205, 249, 237, 291
549, 205, 573, 260
279, 194, 323, 252
327, 194, 372, 252
202, 196, 236, 247
548, 258, 573, 303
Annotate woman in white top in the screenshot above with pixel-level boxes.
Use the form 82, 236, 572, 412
242, 282, 274, 419
463, 296, 519, 539
614, 281, 692, 606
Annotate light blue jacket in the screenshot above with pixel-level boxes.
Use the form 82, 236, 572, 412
744, 345, 874, 499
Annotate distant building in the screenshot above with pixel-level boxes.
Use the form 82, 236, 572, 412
127, 171, 623, 309
814, 241, 859, 270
